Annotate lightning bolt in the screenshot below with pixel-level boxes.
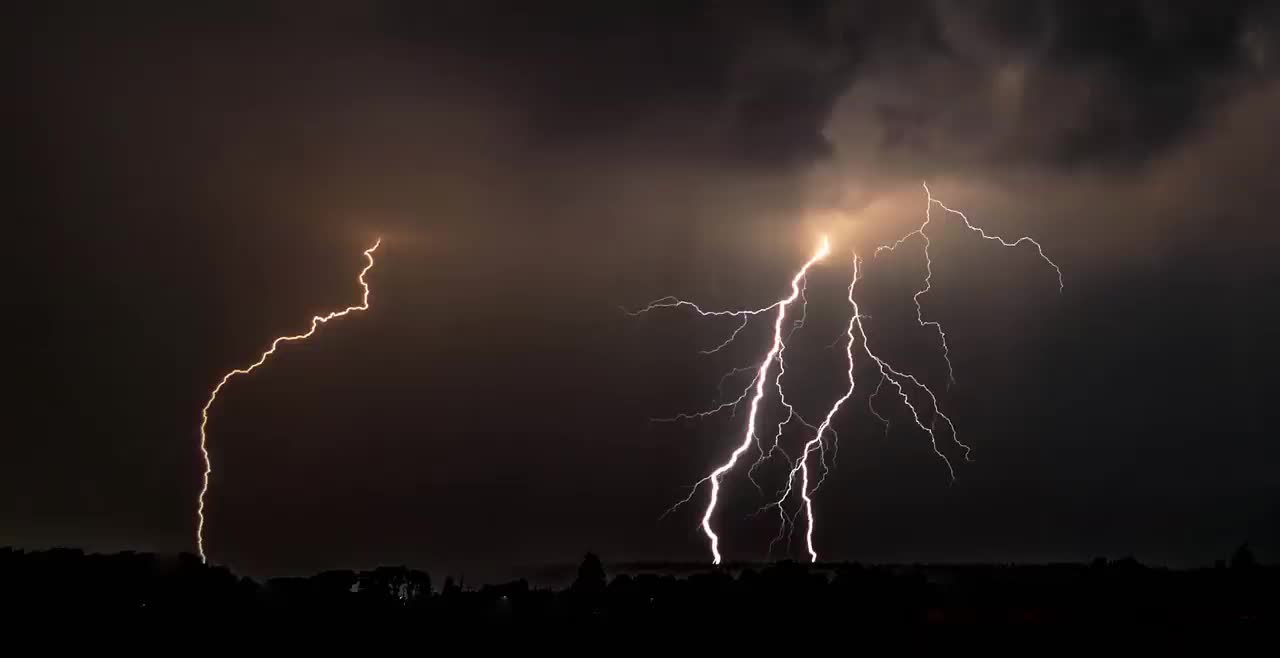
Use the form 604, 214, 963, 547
623, 297, 783, 357
767, 253, 960, 561
747, 280, 827, 493
635, 182, 1063, 564
195, 238, 381, 564
876, 182, 1063, 386
632, 237, 830, 563
773, 255, 861, 562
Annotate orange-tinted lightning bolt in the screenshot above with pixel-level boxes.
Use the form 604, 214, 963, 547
195, 238, 381, 563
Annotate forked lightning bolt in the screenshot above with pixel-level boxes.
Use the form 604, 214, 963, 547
195, 239, 381, 563
628, 237, 830, 564
773, 252, 962, 562
771, 255, 861, 562
632, 182, 1062, 564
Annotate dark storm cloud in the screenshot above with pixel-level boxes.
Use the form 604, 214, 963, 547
811, 0, 1279, 264
372, 0, 1275, 174
925, 1, 1265, 166
821, 0, 1275, 174
29, 1, 1271, 190
372, 1, 866, 168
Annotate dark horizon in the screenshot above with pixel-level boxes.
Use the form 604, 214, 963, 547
3, 542, 1269, 585
2, 543, 1267, 587
10, 1, 1280, 578
3, 545, 1273, 625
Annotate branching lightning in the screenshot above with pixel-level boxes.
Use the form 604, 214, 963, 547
632, 181, 1062, 564
195, 238, 381, 564
631, 237, 830, 563
876, 182, 1063, 386
786, 255, 860, 562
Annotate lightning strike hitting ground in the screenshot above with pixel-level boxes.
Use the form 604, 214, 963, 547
794, 258, 860, 562
630, 237, 830, 563
633, 182, 1062, 564
195, 238, 381, 564
765, 257, 861, 560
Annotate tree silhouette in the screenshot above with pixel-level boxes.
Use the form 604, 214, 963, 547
0, 545, 1275, 623
572, 552, 606, 596
442, 576, 461, 597
1231, 543, 1257, 570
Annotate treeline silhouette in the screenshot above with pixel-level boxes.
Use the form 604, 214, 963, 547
1, 546, 1273, 623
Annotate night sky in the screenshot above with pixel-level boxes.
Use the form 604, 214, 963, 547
11, 1, 1280, 579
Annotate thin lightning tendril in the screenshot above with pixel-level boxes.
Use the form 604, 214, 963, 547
868, 376, 891, 435
876, 182, 1063, 386
854, 290, 964, 480
622, 297, 781, 356
195, 238, 381, 564
649, 375, 758, 424
716, 365, 758, 403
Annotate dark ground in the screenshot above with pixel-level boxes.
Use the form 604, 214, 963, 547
2, 545, 1273, 625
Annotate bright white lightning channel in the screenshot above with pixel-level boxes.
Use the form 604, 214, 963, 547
629, 237, 830, 564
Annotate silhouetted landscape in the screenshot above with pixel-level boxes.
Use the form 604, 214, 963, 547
3, 546, 1272, 624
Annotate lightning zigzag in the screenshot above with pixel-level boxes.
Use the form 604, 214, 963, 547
195, 238, 381, 563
